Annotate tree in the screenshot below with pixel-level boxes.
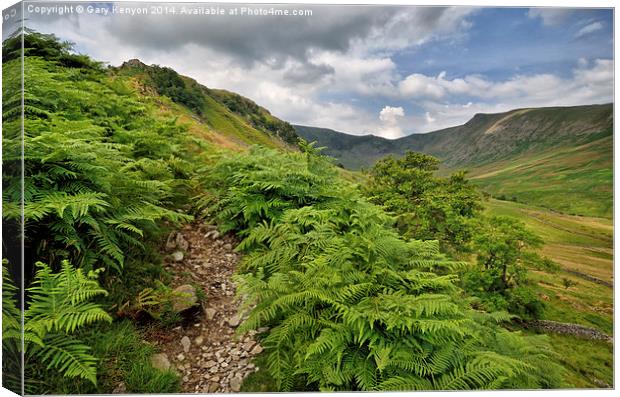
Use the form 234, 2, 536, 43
364, 152, 482, 253
464, 216, 555, 318
472, 216, 542, 289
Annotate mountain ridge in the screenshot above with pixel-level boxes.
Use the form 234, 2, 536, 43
294, 103, 613, 170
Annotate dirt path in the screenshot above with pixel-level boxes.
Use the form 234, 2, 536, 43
145, 222, 264, 393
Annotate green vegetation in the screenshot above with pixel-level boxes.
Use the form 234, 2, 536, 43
205, 145, 563, 391
363, 152, 482, 253
468, 134, 613, 218
485, 199, 613, 387
1, 30, 612, 394
210, 88, 299, 145
146, 65, 206, 114
2, 261, 112, 393
116, 59, 299, 148
464, 216, 558, 319
2, 31, 203, 394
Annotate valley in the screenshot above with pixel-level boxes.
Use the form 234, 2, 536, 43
2, 30, 613, 394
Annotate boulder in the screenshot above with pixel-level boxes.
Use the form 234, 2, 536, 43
181, 336, 191, 353
171, 251, 184, 262
172, 284, 198, 312
151, 353, 171, 371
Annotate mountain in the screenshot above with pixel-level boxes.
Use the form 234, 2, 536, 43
113, 59, 300, 150
295, 104, 612, 169
295, 104, 613, 218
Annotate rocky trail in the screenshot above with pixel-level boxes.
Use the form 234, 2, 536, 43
145, 222, 264, 393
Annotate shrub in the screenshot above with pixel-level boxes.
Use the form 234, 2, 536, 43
204, 146, 563, 391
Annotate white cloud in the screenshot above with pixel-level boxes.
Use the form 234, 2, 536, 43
404, 58, 613, 133
425, 112, 436, 124
575, 21, 604, 38
397, 59, 612, 104
527, 8, 573, 26
378, 106, 406, 139
379, 106, 405, 123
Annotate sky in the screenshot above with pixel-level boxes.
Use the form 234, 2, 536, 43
4, 2, 614, 138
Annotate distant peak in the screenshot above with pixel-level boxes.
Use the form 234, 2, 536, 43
122, 58, 147, 68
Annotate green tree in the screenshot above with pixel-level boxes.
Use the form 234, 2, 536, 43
464, 216, 555, 318
364, 152, 482, 253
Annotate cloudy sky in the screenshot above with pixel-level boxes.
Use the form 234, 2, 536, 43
6, 2, 613, 138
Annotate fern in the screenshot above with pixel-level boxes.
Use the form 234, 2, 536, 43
208, 146, 563, 391
2, 261, 112, 392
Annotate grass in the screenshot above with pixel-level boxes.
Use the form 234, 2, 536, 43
485, 198, 613, 388
46, 320, 181, 394
467, 135, 612, 218
527, 332, 613, 388
240, 353, 277, 392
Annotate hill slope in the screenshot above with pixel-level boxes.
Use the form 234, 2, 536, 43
295, 104, 613, 217
295, 104, 612, 169
113, 59, 299, 150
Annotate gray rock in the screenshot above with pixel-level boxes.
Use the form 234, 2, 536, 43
151, 353, 171, 371
165, 232, 178, 252
204, 230, 220, 240
228, 314, 241, 328
243, 341, 256, 352
171, 250, 184, 262
204, 360, 217, 368
250, 344, 263, 355
177, 353, 185, 361
230, 376, 243, 392
205, 308, 217, 321
195, 335, 204, 346
181, 336, 191, 353
112, 381, 127, 394
223, 243, 233, 251
176, 232, 189, 251
208, 382, 219, 393
171, 284, 198, 312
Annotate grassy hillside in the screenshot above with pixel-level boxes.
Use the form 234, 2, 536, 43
295, 104, 612, 169
485, 199, 612, 387
114, 59, 298, 150
293, 125, 396, 169
296, 104, 612, 218
467, 134, 613, 218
